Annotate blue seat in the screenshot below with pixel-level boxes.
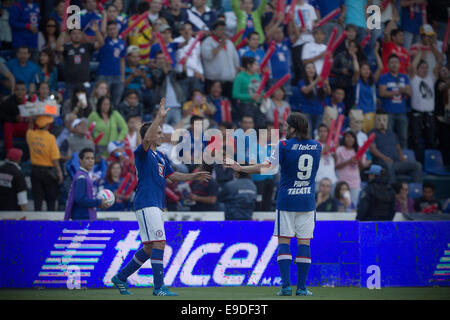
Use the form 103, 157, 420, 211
408, 183, 422, 199
424, 149, 450, 176
402, 149, 416, 162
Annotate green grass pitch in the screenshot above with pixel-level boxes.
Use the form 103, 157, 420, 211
1, 286, 449, 300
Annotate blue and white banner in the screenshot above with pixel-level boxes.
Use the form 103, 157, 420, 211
0, 221, 449, 288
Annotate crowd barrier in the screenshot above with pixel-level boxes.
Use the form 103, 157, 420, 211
0, 213, 449, 288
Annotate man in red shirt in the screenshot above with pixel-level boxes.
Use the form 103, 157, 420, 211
382, 27, 411, 74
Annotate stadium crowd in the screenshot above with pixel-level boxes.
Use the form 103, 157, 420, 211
0, 0, 449, 218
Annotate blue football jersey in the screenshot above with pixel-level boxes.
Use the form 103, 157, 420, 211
268, 138, 322, 212
134, 145, 174, 211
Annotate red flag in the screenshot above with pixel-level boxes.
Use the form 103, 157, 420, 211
256, 71, 270, 96
263, 74, 291, 99
273, 108, 279, 129
155, 32, 173, 64
117, 173, 132, 195
355, 133, 376, 160
298, 10, 306, 29
235, 38, 248, 50
230, 29, 245, 43
260, 41, 276, 71
60, 0, 71, 33
314, 8, 341, 28
93, 132, 104, 145
120, 12, 149, 39
179, 31, 203, 66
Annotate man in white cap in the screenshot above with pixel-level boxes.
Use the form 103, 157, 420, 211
124, 45, 152, 95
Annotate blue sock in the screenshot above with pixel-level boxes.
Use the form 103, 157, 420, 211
151, 248, 165, 290
117, 248, 150, 282
277, 243, 292, 288
296, 245, 311, 290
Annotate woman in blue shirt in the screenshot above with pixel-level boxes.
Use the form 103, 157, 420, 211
297, 62, 331, 137
355, 43, 383, 133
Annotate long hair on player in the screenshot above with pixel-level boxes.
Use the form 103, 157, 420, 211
285, 112, 311, 140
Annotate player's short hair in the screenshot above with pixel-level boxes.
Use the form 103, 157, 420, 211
140, 122, 152, 140
286, 112, 310, 140
79, 148, 95, 160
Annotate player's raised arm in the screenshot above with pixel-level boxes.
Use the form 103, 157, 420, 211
142, 98, 170, 151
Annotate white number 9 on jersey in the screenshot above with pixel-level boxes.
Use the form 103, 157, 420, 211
297, 154, 313, 180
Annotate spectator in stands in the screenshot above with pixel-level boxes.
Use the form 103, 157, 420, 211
0, 0, 12, 50
174, 22, 205, 99
410, 25, 443, 74
356, 164, 396, 221
189, 163, 219, 211
125, 1, 152, 66
334, 180, 355, 212
312, 0, 345, 42
238, 32, 265, 64
56, 24, 104, 100
0, 81, 28, 151
124, 45, 152, 111
26, 115, 63, 211
36, 48, 58, 93
206, 80, 232, 124
161, 0, 189, 38
232, 0, 268, 43
97, 20, 126, 107
297, 62, 331, 136
323, 87, 346, 116
56, 112, 76, 149
301, 26, 327, 76
61, 118, 96, 156
399, 0, 425, 50
80, 0, 103, 39
316, 177, 339, 212
408, 45, 442, 163
369, 109, 423, 184
7, 46, 38, 93
147, 0, 163, 24
62, 84, 93, 119
101, 3, 127, 36
201, 20, 240, 99
265, 86, 291, 127
334, 23, 358, 55
331, 39, 362, 110
149, 50, 186, 126
355, 42, 383, 133
118, 89, 144, 120
0, 59, 15, 93
378, 54, 411, 149
149, 24, 180, 69
187, 0, 217, 34
101, 161, 129, 211
89, 80, 110, 110
264, 24, 292, 82
0, 148, 28, 211
232, 56, 262, 119
218, 169, 257, 220
49, 0, 64, 25
343, 1, 368, 41
8, 0, 40, 62
435, 66, 450, 166
36, 82, 51, 102
335, 130, 370, 205
382, 27, 411, 75
315, 123, 338, 187
392, 182, 415, 214
38, 17, 59, 52
64, 147, 109, 220
182, 89, 214, 121
87, 96, 128, 156
348, 109, 367, 147
124, 114, 142, 152
414, 182, 443, 214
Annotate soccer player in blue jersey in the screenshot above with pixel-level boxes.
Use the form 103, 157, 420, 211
225, 112, 321, 296
112, 98, 211, 296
